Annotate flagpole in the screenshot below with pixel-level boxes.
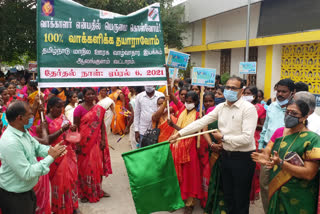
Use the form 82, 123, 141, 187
176, 129, 218, 141
38, 87, 45, 122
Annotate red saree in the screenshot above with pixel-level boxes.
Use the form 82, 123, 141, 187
77, 105, 112, 203
153, 115, 177, 143
47, 115, 78, 214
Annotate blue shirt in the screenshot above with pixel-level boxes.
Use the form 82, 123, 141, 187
258, 102, 286, 149
0, 125, 53, 193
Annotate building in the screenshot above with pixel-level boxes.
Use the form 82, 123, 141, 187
180, 0, 320, 104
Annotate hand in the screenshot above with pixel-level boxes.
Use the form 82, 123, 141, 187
168, 132, 181, 144
61, 123, 70, 132
38, 103, 45, 113
210, 143, 223, 152
212, 130, 223, 142
100, 138, 106, 150
135, 132, 140, 143
266, 151, 281, 169
70, 124, 77, 132
251, 149, 270, 165
48, 141, 66, 159
124, 127, 129, 134
167, 118, 175, 127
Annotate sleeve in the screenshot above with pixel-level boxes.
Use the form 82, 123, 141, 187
134, 95, 141, 132
304, 134, 320, 161
224, 105, 258, 150
73, 105, 82, 117
33, 137, 51, 158
270, 127, 285, 143
51, 88, 59, 95
1, 141, 54, 181
258, 113, 269, 149
178, 105, 219, 136
259, 105, 267, 119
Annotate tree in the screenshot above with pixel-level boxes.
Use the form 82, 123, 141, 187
0, 0, 37, 64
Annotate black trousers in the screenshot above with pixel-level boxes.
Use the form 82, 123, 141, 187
0, 188, 36, 214
220, 150, 256, 214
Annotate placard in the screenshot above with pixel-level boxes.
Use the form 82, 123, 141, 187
239, 62, 256, 74
191, 67, 216, 87
166, 50, 189, 70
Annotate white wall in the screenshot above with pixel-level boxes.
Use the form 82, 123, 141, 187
190, 52, 202, 67
205, 51, 221, 74
230, 48, 244, 77
188, 0, 262, 22
206, 3, 261, 43
270, 45, 282, 98
257, 46, 267, 90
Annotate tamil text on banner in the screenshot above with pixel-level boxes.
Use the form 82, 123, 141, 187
37, 0, 166, 87
192, 67, 216, 87
239, 62, 257, 75
166, 50, 190, 70
122, 141, 184, 214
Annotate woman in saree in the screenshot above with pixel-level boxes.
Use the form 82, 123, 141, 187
43, 97, 79, 214
152, 96, 177, 143
0, 87, 10, 112
97, 87, 109, 101
109, 87, 126, 135
170, 86, 188, 117
6, 82, 22, 104
252, 99, 320, 214
243, 86, 266, 201
97, 92, 116, 136
74, 87, 112, 203
168, 91, 203, 214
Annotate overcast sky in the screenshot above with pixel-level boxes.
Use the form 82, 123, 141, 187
173, 0, 187, 6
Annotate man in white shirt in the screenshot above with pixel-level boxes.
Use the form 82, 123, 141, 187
134, 86, 164, 146
294, 91, 320, 135
170, 77, 258, 214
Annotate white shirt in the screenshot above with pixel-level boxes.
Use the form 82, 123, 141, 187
307, 112, 320, 135
179, 99, 258, 152
134, 91, 164, 135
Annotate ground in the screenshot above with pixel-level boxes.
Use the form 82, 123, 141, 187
79, 134, 264, 214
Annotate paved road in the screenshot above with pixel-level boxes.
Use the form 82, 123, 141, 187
79, 134, 264, 214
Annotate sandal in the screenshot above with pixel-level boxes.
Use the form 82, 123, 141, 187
102, 191, 111, 197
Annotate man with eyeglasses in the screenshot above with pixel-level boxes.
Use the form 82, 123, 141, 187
169, 76, 258, 214
258, 78, 295, 213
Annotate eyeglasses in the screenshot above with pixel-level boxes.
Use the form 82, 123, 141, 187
285, 110, 301, 117
225, 86, 241, 91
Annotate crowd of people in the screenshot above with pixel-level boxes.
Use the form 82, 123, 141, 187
0, 69, 319, 214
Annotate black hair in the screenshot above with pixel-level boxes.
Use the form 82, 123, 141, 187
47, 97, 62, 114
157, 96, 165, 103
82, 87, 96, 96
277, 78, 295, 92
215, 75, 221, 82
288, 99, 310, 126
258, 89, 264, 98
179, 87, 189, 95
204, 91, 215, 100
131, 86, 145, 94
5, 82, 16, 88
228, 76, 244, 88
295, 81, 309, 92
216, 86, 225, 93
185, 78, 192, 84
77, 92, 84, 104
178, 80, 184, 89
65, 90, 77, 106
0, 87, 6, 95
191, 85, 201, 91
267, 98, 272, 105
244, 86, 259, 104
6, 101, 27, 123
185, 91, 199, 104
28, 80, 38, 90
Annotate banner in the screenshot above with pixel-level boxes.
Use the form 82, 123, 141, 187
37, 0, 166, 87
122, 141, 184, 214
239, 62, 257, 75
192, 67, 216, 87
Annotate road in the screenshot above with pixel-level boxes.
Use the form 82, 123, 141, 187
79, 134, 264, 214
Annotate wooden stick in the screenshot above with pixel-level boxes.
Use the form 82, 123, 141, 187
197, 86, 205, 148
177, 129, 218, 141
165, 84, 170, 119
38, 87, 45, 122
171, 68, 178, 89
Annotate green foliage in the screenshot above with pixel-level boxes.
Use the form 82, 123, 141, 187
0, 0, 37, 63
221, 72, 230, 85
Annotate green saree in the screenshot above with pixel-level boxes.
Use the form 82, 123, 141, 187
268, 130, 320, 214
204, 121, 228, 214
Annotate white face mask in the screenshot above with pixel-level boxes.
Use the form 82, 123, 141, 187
185, 103, 195, 110
242, 95, 254, 103
145, 86, 155, 93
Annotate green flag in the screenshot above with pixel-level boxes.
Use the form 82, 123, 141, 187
122, 141, 184, 214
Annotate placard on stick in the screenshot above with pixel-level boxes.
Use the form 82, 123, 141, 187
239, 62, 256, 75
191, 67, 216, 87
166, 50, 190, 70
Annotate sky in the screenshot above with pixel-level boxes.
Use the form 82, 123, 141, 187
173, 0, 187, 6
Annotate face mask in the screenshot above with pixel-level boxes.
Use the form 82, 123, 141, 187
145, 86, 155, 93
185, 103, 195, 111
242, 95, 254, 103
284, 115, 300, 128
277, 98, 289, 106
24, 117, 34, 130
223, 89, 239, 102
214, 97, 226, 105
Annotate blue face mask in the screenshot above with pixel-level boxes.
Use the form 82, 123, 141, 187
223, 89, 239, 102
24, 117, 34, 130
214, 97, 226, 105
277, 98, 289, 106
